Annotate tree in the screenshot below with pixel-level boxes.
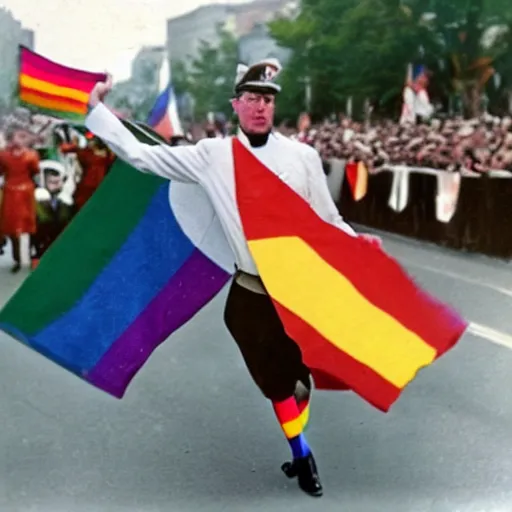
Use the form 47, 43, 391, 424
185, 25, 239, 120
270, 0, 512, 119
404, 0, 512, 116
171, 60, 191, 97
270, 0, 427, 119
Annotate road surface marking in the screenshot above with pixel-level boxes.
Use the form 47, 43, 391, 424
399, 258, 512, 298
468, 322, 512, 350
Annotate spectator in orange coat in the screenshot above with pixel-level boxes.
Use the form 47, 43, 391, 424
0, 123, 39, 272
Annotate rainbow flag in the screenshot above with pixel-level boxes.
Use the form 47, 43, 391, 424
0, 125, 467, 410
232, 138, 468, 412
0, 123, 234, 398
18, 45, 107, 121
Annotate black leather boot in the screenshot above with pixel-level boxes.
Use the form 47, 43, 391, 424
281, 453, 323, 497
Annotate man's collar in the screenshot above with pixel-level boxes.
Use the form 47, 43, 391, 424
236, 127, 274, 148
236, 127, 250, 148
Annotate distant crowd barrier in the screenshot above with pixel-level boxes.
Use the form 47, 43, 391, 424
324, 160, 512, 260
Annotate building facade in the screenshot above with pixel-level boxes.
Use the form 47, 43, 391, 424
238, 22, 291, 65
167, 4, 232, 66
0, 8, 35, 105
110, 0, 300, 120
108, 45, 166, 119
166, 0, 298, 68
130, 45, 166, 86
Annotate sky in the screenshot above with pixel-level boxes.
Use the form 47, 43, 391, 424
1, 0, 249, 82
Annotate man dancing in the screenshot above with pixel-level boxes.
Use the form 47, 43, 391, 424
85, 59, 372, 498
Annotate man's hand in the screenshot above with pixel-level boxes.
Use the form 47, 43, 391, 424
88, 74, 113, 108
359, 233, 382, 249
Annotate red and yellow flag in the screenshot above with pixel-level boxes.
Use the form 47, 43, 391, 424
345, 161, 368, 201
233, 139, 467, 412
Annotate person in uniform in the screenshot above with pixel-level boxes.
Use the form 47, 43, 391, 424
84, 58, 377, 498
31, 165, 74, 268
59, 133, 115, 213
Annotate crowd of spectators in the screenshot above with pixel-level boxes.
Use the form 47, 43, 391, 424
4, 106, 512, 176
283, 114, 512, 174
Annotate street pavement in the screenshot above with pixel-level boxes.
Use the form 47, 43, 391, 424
1, 232, 512, 512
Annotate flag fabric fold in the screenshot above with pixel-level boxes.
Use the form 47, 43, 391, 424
18, 46, 107, 121
232, 138, 468, 412
0, 124, 234, 398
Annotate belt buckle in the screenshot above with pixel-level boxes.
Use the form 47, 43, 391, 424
235, 270, 266, 295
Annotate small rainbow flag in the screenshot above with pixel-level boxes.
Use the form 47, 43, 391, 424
18, 45, 107, 121
232, 138, 468, 412
0, 123, 234, 398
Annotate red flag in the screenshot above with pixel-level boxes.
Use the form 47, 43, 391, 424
233, 139, 467, 412
345, 161, 368, 201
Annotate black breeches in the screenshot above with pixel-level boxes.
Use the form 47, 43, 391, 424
223, 279, 311, 401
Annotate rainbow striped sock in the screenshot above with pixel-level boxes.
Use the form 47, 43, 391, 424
295, 377, 312, 429
273, 397, 312, 460
297, 395, 310, 430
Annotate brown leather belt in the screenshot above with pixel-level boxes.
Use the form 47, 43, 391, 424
234, 269, 267, 295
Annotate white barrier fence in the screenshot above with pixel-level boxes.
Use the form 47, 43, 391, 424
324, 159, 512, 223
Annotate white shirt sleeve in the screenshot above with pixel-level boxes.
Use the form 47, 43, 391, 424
305, 148, 357, 237
85, 103, 206, 183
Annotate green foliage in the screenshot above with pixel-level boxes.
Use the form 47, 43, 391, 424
171, 60, 190, 97
268, 0, 512, 119
134, 95, 160, 122
184, 25, 239, 120
270, 0, 429, 119
109, 0, 512, 121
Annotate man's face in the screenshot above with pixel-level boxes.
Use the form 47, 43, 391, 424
232, 91, 275, 134
46, 174, 63, 194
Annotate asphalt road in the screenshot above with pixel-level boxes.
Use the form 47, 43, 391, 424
1, 232, 512, 512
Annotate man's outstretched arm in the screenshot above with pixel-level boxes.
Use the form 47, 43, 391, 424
85, 76, 206, 183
